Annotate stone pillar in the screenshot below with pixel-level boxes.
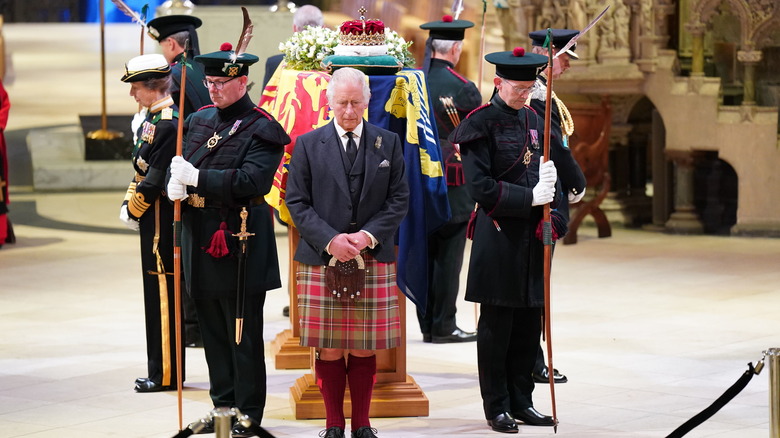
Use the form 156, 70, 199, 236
737, 50, 762, 105
604, 123, 632, 225
664, 150, 703, 234
685, 22, 706, 76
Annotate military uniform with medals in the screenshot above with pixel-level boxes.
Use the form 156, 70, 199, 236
119, 55, 183, 393
449, 50, 559, 432
170, 45, 289, 429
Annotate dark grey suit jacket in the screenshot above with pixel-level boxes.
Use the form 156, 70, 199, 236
286, 120, 409, 265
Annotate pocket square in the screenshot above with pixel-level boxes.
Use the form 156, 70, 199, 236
378, 159, 390, 168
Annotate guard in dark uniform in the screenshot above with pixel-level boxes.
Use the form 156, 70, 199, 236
147, 14, 212, 348
118, 54, 183, 393
147, 14, 212, 119
417, 16, 482, 343
449, 48, 560, 433
527, 29, 587, 384
167, 42, 289, 438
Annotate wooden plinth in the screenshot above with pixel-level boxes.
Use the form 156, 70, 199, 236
270, 329, 311, 370
271, 228, 311, 370
290, 372, 429, 419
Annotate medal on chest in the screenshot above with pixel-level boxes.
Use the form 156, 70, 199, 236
524, 129, 540, 166
140, 121, 156, 144
205, 118, 243, 149
206, 132, 222, 149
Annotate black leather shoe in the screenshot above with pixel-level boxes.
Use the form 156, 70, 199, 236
189, 418, 214, 434
231, 423, 252, 438
432, 327, 477, 343
487, 412, 518, 433
532, 366, 568, 383
319, 426, 345, 438
513, 406, 555, 426
134, 378, 175, 393
351, 426, 378, 438
422, 333, 431, 343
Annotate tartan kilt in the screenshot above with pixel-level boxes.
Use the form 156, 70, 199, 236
297, 255, 401, 350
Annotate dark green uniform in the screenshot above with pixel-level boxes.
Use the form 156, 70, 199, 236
179, 93, 289, 423
418, 58, 482, 339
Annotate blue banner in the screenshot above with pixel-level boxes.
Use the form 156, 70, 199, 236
366, 70, 451, 313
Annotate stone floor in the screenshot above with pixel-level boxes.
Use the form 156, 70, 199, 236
1, 190, 777, 438
0, 21, 778, 438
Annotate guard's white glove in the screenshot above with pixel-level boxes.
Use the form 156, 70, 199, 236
166, 178, 188, 201
119, 204, 140, 231
170, 156, 199, 187
131, 107, 148, 144
532, 158, 557, 206
568, 188, 586, 204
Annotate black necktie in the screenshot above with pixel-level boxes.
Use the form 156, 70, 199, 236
346, 131, 357, 166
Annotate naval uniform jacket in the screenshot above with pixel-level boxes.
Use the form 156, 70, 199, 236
428, 58, 482, 223
123, 96, 182, 384
171, 52, 212, 120
528, 76, 585, 220
180, 93, 289, 299
449, 95, 560, 309
285, 120, 409, 266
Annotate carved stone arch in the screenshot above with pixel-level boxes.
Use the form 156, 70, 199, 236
692, 0, 751, 45
751, 15, 780, 50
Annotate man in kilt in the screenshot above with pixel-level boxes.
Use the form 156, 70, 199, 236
285, 67, 409, 438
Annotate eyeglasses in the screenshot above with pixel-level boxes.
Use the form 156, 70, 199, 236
203, 76, 239, 90
501, 79, 534, 94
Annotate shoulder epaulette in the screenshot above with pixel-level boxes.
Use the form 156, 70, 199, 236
466, 102, 491, 119
253, 106, 273, 121
446, 66, 469, 84
196, 104, 216, 112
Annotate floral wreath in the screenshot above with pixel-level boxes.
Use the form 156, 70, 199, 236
279, 25, 416, 71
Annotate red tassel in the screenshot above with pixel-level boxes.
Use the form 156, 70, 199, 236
204, 221, 231, 258
466, 208, 477, 240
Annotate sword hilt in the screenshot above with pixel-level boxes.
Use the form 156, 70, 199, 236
233, 207, 255, 241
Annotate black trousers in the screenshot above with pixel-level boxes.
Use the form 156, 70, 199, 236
138, 199, 184, 386
477, 304, 542, 419
195, 293, 267, 422
417, 221, 468, 336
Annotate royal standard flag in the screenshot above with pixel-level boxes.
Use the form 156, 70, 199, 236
260, 68, 450, 312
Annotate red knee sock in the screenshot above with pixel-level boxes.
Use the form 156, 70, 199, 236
347, 354, 376, 430
316, 357, 347, 429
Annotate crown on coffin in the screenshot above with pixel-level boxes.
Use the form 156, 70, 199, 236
338, 7, 386, 46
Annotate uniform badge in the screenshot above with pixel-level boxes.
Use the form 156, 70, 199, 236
141, 121, 156, 144
223, 63, 241, 77
374, 136, 382, 149
229, 119, 242, 135
206, 132, 222, 149
523, 148, 533, 166
161, 107, 173, 120
136, 156, 149, 173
